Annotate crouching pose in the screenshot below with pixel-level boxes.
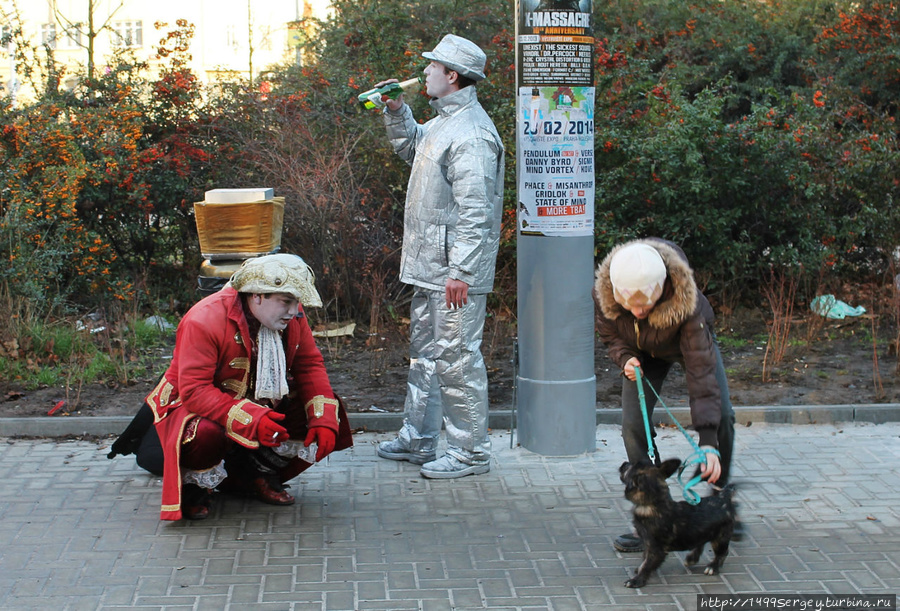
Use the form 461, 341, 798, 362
135, 254, 352, 520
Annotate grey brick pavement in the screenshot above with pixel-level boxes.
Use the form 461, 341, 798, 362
1, 422, 898, 610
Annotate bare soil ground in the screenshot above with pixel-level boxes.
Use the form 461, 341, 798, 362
2, 307, 898, 422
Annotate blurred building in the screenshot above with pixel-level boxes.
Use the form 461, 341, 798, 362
0, 0, 330, 103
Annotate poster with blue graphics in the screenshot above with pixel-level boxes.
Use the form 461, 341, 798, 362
517, 85, 595, 237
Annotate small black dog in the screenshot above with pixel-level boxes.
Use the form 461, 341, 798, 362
619, 458, 736, 588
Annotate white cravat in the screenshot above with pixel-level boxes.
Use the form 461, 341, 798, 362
255, 326, 289, 400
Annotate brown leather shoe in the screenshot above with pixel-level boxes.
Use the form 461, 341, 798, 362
252, 476, 295, 506
184, 502, 210, 520
182, 484, 212, 520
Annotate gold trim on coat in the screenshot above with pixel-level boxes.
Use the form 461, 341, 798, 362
226, 399, 257, 446
305, 395, 340, 423
221, 379, 248, 398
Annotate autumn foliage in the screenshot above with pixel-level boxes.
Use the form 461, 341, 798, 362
0, 0, 898, 320
0, 101, 125, 307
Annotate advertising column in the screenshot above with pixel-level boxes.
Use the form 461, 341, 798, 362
515, 0, 597, 456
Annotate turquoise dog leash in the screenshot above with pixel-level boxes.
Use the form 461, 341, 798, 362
634, 366, 720, 505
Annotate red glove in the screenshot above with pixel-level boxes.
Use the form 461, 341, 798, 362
257, 411, 287, 447
305, 426, 337, 461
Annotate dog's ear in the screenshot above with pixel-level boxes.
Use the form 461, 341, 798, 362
660, 458, 681, 479
619, 461, 631, 482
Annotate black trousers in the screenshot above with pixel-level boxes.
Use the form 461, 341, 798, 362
107, 401, 164, 476
619, 342, 735, 485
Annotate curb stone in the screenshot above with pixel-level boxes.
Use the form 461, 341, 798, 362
1, 404, 898, 438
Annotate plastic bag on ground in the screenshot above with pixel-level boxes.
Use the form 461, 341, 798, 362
810, 295, 866, 319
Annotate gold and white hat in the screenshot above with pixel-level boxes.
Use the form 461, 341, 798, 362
228, 254, 323, 307
609, 243, 667, 308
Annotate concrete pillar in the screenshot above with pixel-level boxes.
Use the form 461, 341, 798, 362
516, 234, 596, 455
514, 0, 597, 455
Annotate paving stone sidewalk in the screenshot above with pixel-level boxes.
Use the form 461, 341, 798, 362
1, 422, 898, 610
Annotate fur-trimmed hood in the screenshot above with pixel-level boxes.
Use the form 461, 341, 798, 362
595, 238, 698, 329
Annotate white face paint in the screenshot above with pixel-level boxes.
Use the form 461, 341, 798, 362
424, 61, 457, 99
247, 292, 299, 331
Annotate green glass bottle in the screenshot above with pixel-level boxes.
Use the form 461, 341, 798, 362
357, 77, 422, 110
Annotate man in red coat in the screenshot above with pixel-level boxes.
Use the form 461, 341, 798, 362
145, 254, 353, 521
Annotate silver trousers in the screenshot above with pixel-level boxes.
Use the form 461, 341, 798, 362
397, 289, 491, 464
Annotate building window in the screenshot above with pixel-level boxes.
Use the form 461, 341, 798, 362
41, 23, 57, 49
61, 24, 82, 49
111, 20, 142, 48
225, 25, 240, 51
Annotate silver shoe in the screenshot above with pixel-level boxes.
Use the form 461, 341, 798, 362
420, 454, 490, 479
376, 438, 435, 465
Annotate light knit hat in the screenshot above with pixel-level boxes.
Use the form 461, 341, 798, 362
422, 34, 487, 81
609, 243, 667, 308
228, 253, 323, 307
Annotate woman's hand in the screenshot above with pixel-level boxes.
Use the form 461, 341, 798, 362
700, 446, 722, 483
623, 357, 641, 382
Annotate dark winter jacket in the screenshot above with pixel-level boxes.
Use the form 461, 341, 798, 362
593, 238, 722, 446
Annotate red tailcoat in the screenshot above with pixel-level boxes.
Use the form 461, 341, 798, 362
145, 288, 352, 520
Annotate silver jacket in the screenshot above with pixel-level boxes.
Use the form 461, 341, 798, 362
383, 86, 505, 294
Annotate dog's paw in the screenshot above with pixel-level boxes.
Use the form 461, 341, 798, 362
703, 565, 719, 575
624, 576, 647, 588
